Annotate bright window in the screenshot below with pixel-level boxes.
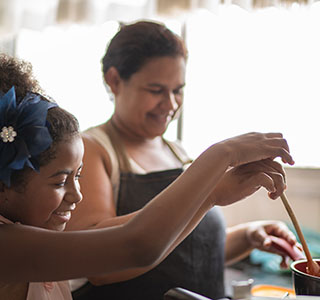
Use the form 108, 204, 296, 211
15, 4, 320, 167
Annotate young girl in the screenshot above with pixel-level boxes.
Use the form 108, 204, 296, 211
0, 53, 295, 300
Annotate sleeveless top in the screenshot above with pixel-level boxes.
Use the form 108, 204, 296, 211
72, 125, 226, 300
0, 215, 72, 300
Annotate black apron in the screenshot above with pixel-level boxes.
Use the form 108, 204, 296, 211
72, 168, 226, 300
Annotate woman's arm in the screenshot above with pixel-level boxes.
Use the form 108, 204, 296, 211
225, 220, 298, 266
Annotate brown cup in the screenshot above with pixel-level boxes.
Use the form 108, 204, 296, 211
291, 259, 320, 296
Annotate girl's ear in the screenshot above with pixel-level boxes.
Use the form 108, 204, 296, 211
104, 67, 121, 96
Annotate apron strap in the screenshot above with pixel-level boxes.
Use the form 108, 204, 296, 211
105, 119, 132, 173
164, 139, 193, 166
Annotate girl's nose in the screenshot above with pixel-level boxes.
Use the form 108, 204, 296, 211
65, 182, 83, 204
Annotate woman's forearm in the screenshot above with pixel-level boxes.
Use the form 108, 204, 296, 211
225, 223, 253, 266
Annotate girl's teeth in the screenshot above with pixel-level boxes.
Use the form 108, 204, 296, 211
56, 211, 70, 216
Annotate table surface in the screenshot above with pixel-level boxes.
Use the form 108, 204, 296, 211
225, 258, 293, 298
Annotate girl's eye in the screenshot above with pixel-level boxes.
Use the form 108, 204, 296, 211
75, 173, 82, 180
53, 176, 68, 187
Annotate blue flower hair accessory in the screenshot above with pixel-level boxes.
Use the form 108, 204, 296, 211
0, 86, 57, 187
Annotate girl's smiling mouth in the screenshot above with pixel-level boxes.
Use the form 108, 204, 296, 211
53, 203, 76, 223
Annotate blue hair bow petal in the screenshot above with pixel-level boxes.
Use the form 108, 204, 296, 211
0, 86, 57, 187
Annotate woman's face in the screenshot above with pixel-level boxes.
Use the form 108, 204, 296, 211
3, 135, 84, 231
113, 56, 186, 139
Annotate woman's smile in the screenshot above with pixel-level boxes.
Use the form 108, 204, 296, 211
147, 111, 172, 125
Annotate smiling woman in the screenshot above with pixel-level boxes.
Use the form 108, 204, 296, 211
105, 55, 185, 139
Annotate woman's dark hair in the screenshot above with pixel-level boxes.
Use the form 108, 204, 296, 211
0, 54, 79, 189
102, 20, 188, 80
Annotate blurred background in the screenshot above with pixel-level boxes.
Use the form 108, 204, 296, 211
1, 0, 320, 166
1, 0, 320, 233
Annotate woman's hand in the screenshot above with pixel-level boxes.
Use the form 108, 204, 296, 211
225, 220, 302, 267
209, 159, 287, 207
245, 220, 302, 268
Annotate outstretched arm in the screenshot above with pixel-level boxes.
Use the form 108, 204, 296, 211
0, 132, 293, 283
2, 135, 229, 283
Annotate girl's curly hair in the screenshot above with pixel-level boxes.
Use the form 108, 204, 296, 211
0, 54, 80, 190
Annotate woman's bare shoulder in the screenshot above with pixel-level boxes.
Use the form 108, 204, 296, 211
81, 127, 112, 174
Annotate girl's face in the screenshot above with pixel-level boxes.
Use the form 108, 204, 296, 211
113, 56, 186, 139
4, 135, 84, 231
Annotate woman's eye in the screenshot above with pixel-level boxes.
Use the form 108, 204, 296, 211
149, 89, 162, 94
173, 88, 183, 95
75, 173, 82, 180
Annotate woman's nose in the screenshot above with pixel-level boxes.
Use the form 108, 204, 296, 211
162, 91, 179, 111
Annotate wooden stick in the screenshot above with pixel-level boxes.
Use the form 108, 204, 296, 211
280, 193, 313, 262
